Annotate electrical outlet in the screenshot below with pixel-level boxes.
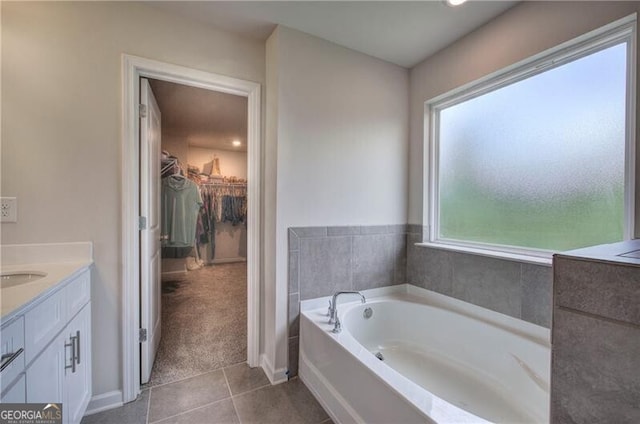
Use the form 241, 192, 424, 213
1, 197, 17, 223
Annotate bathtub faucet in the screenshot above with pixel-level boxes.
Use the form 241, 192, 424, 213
328, 291, 366, 333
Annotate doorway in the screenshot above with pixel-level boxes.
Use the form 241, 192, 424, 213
121, 55, 261, 403
144, 78, 249, 386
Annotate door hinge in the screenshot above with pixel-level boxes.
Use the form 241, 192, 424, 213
139, 104, 147, 118
139, 328, 147, 343
138, 216, 147, 230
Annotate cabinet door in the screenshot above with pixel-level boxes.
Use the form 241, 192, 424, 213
1, 374, 25, 403
25, 288, 67, 365
64, 304, 92, 424
26, 333, 65, 405
1, 317, 25, 395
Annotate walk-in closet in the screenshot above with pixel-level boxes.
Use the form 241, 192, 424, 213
146, 78, 249, 387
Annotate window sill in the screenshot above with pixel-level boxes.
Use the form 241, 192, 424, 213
415, 242, 553, 267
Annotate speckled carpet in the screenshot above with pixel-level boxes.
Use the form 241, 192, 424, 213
149, 262, 247, 387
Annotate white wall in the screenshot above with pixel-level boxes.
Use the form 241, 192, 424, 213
265, 26, 409, 372
187, 146, 247, 179
263, 29, 280, 369
1, 1, 264, 399
409, 1, 640, 226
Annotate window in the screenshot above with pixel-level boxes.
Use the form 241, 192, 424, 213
427, 18, 636, 259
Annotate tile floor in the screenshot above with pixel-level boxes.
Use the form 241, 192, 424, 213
81, 362, 332, 424
82, 264, 331, 423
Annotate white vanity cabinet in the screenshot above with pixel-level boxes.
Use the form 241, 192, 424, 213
1, 375, 26, 403
62, 304, 91, 424
26, 330, 65, 404
1, 268, 91, 424
0, 316, 25, 401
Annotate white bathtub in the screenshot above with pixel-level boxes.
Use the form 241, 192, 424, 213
299, 285, 550, 424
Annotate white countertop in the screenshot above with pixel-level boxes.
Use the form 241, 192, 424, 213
1, 261, 93, 322
1, 242, 94, 323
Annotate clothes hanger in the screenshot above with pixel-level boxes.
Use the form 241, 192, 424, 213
170, 167, 186, 180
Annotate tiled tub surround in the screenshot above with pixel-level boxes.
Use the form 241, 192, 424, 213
288, 224, 553, 376
287, 225, 407, 376
406, 225, 553, 328
551, 241, 640, 423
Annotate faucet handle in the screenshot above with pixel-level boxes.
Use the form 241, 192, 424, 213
327, 300, 336, 324
332, 317, 342, 334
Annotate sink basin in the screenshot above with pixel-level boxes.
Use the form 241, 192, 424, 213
1, 271, 48, 288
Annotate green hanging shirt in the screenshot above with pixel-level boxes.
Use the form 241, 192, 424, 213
161, 176, 203, 248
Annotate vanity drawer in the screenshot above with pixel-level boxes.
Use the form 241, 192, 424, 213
24, 289, 67, 365
1, 316, 25, 392
65, 269, 90, 318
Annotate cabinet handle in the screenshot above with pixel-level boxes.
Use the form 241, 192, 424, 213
65, 336, 77, 373
1, 348, 23, 372
75, 330, 81, 365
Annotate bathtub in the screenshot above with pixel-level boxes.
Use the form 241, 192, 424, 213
299, 285, 550, 424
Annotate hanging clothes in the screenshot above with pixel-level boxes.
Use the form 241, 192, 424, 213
221, 195, 246, 225
195, 182, 247, 263
199, 189, 216, 260
161, 175, 202, 250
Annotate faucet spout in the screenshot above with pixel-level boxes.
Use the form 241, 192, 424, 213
329, 291, 366, 327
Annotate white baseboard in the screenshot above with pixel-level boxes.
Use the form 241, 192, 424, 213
260, 353, 288, 385
210, 257, 247, 264
84, 390, 124, 416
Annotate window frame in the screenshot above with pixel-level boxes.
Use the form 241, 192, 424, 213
423, 15, 637, 263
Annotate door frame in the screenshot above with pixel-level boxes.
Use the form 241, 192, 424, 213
121, 54, 261, 403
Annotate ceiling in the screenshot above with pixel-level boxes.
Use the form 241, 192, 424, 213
151, 1, 518, 68
147, 1, 517, 151
149, 79, 248, 152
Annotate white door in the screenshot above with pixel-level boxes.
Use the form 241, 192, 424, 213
140, 78, 162, 384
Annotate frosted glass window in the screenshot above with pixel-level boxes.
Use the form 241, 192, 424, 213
435, 42, 629, 252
